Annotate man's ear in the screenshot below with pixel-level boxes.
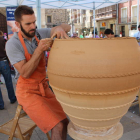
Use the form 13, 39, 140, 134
15, 21, 20, 29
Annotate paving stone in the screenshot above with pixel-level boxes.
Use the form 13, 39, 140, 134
121, 116, 140, 134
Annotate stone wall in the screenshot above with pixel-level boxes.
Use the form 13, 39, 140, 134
45, 9, 69, 28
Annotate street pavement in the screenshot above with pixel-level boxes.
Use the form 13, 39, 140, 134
0, 75, 140, 140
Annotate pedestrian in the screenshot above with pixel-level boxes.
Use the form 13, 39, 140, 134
89, 32, 92, 38
104, 29, 115, 38
92, 31, 99, 38
71, 32, 79, 38
3, 33, 7, 42
85, 34, 89, 38
133, 25, 140, 46
6, 5, 70, 140
79, 33, 84, 38
0, 30, 17, 110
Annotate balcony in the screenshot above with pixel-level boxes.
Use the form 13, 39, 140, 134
96, 11, 116, 20
120, 17, 127, 23
119, 16, 137, 24
95, 5, 116, 20
131, 16, 137, 23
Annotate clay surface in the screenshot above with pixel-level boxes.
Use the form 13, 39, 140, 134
48, 38, 140, 139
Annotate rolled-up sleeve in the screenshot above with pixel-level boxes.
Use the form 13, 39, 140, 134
37, 28, 51, 39
6, 40, 25, 65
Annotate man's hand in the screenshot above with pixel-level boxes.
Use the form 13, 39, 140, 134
51, 27, 69, 39
36, 38, 53, 53
51, 23, 71, 39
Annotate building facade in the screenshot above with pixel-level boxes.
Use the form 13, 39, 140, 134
69, 9, 95, 36
68, 9, 82, 36
95, 5, 117, 36
45, 9, 69, 28
69, 5, 118, 37
118, 0, 140, 37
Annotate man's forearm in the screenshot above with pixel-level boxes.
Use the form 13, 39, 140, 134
20, 49, 43, 78
60, 23, 71, 33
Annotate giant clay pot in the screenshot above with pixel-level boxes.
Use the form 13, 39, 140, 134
47, 38, 140, 140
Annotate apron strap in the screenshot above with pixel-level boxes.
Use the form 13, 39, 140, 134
18, 31, 40, 60
18, 31, 29, 59
35, 35, 40, 45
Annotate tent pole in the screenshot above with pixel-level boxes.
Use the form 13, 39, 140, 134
115, 3, 118, 35
36, 0, 41, 29
93, 2, 95, 38
137, 0, 139, 30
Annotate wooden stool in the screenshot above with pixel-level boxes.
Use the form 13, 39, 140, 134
0, 104, 51, 140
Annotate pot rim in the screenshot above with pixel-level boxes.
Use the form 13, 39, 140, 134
55, 37, 136, 41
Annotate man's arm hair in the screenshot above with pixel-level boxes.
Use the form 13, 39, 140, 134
14, 49, 42, 78
13, 39, 52, 78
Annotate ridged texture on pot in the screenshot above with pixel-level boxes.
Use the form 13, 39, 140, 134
47, 37, 140, 130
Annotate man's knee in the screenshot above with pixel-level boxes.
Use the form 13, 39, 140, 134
61, 118, 69, 128
54, 118, 69, 130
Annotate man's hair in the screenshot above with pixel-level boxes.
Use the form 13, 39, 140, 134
104, 29, 114, 35
92, 31, 97, 35
0, 31, 3, 36
14, 5, 34, 22
138, 25, 140, 28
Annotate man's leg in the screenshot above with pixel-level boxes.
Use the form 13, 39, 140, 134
0, 74, 3, 84
1, 60, 16, 103
51, 118, 69, 140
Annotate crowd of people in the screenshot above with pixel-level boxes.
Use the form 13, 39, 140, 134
71, 28, 119, 39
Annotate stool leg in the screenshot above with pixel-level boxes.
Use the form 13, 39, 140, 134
8, 105, 22, 140
46, 132, 51, 140
25, 130, 33, 140
138, 90, 140, 115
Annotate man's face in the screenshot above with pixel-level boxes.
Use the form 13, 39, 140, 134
19, 14, 36, 38
105, 34, 114, 38
138, 28, 140, 31
73, 33, 77, 37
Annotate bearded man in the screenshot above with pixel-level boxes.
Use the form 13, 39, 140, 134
6, 5, 71, 140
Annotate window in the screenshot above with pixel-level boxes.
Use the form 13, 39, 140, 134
131, 5, 137, 23
121, 8, 127, 23
47, 16, 52, 23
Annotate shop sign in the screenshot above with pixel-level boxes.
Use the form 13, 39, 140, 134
100, 22, 107, 27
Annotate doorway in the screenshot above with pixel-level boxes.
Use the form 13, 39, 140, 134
110, 24, 113, 31
121, 26, 125, 37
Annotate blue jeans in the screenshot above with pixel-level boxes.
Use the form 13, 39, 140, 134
0, 60, 16, 109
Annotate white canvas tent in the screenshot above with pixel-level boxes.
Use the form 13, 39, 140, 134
0, 0, 139, 36
0, 0, 129, 9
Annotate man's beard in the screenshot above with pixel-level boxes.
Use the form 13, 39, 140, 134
20, 24, 36, 38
